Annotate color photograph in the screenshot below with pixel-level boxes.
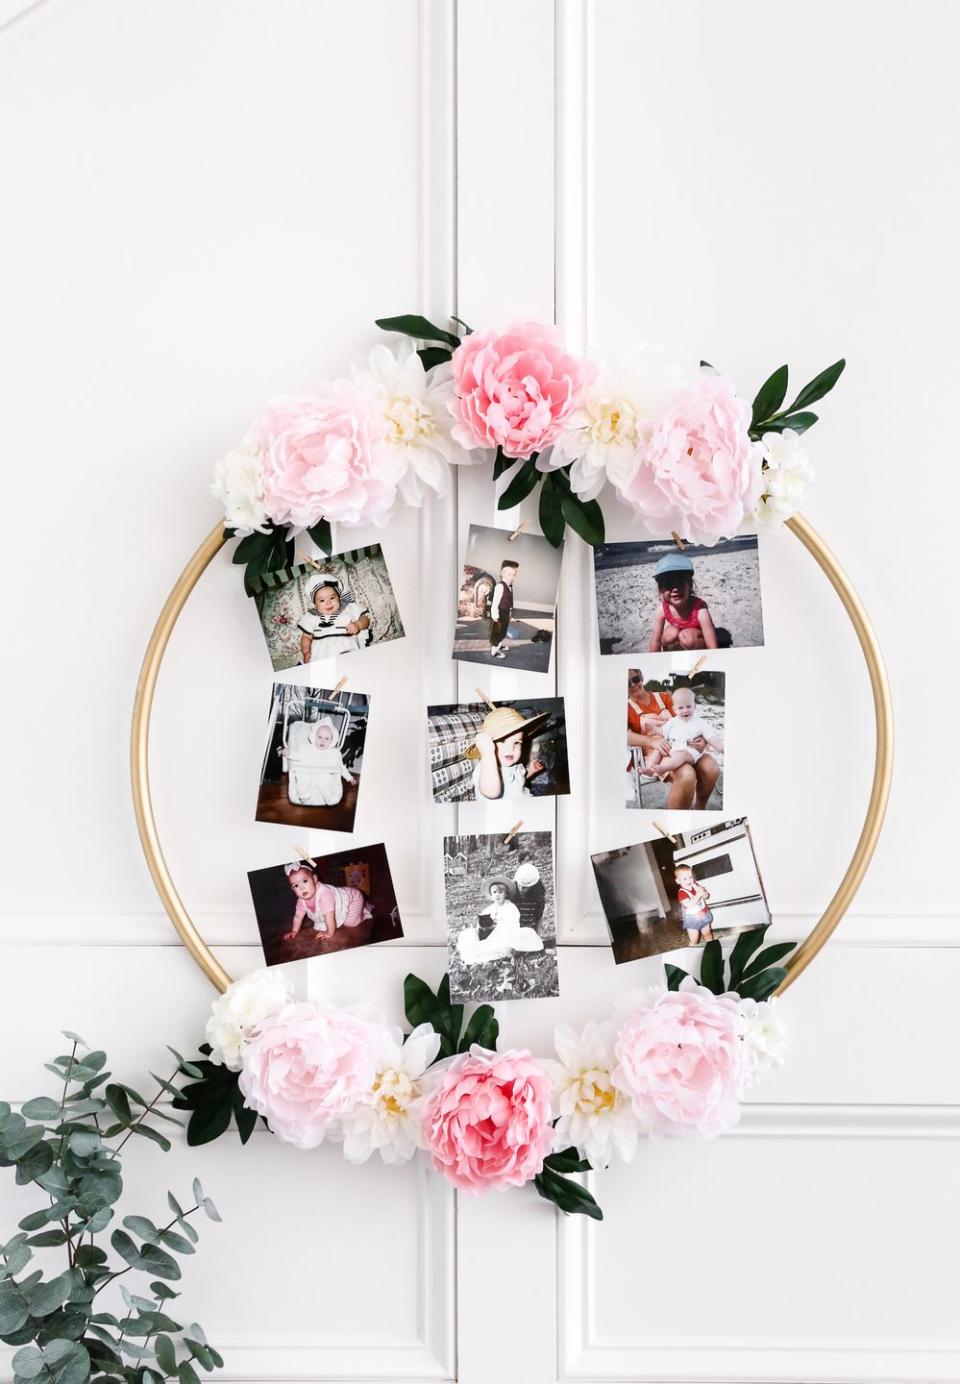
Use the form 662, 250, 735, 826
591, 818, 770, 964
248, 844, 403, 967
427, 698, 569, 804
626, 669, 725, 811
255, 682, 369, 833
253, 544, 404, 672
453, 523, 563, 673
594, 536, 764, 655
443, 831, 558, 1001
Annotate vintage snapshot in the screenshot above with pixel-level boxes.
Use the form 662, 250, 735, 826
253, 544, 405, 672
626, 669, 725, 811
255, 682, 369, 833
594, 536, 764, 655
591, 818, 770, 965
443, 832, 558, 1001
248, 844, 403, 967
453, 523, 563, 674
427, 698, 569, 804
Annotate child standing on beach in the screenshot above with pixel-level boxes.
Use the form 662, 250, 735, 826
642, 687, 723, 779
488, 560, 518, 659
467, 705, 549, 800
648, 553, 720, 652
675, 864, 714, 945
299, 577, 371, 662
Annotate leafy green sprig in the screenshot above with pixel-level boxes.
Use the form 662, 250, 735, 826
747, 358, 845, 443
666, 926, 796, 1001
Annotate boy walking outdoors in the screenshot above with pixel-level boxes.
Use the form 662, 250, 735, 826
489, 560, 518, 659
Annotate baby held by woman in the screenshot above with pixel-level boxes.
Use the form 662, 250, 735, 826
643, 687, 723, 780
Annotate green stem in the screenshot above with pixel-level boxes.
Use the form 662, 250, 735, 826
94, 1204, 201, 1297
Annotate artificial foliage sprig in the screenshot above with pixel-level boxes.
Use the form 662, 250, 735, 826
0, 1033, 223, 1383
665, 926, 796, 1001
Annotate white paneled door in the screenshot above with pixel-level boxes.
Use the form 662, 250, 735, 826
2, 2, 958, 1382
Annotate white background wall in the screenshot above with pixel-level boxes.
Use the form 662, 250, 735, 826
1, 2, 958, 1381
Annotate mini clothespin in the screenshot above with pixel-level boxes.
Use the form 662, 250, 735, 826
331, 676, 348, 697
688, 656, 707, 679
503, 820, 523, 846
305, 557, 323, 570
671, 531, 686, 550
653, 820, 677, 844
475, 687, 496, 710
293, 842, 314, 865
508, 519, 528, 542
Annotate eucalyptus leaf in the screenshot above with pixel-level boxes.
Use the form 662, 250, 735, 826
19, 1098, 63, 1122
154, 1333, 177, 1373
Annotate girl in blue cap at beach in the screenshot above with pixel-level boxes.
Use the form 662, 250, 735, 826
648, 551, 720, 652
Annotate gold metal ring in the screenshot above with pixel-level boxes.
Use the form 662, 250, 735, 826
130, 515, 894, 995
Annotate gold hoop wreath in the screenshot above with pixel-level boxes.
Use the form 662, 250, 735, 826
131, 515, 893, 997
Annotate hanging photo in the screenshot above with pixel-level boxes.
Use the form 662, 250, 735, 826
626, 669, 725, 811
594, 536, 764, 655
442, 832, 558, 1002
250, 544, 405, 672
255, 682, 369, 833
452, 523, 563, 673
591, 818, 770, 965
427, 698, 569, 804
248, 843, 403, 967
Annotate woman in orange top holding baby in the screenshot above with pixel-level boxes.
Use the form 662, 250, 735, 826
627, 670, 719, 811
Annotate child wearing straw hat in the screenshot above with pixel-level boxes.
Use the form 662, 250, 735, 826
467, 704, 550, 800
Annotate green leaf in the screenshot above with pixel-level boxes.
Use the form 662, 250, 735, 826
450, 315, 473, 335
403, 974, 440, 1031
67, 1131, 99, 1158
15, 1140, 53, 1185
61, 1031, 87, 1046
534, 1167, 603, 1220
750, 364, 788, 428
737, 966, 787, 1001
20, 1098, 63, 1122
122, 1216, 159, 1244
139, 1244, 182, 1281
458, 1004, 499, 1053
306, 519, 332, 557
26, 1270, 74, 1316
231, 530, 273, 565
178, 1361, 201, 1384
545, 1146, 591, 1174
699, 939, 724, 994
786, 358, 845, 412
496, 459, 540, 510
560, 489, 604, 546
191, 1178, 204, 1205
104, 1085, 133, 1125
110, 1229, 143, 1268
159, 1229, 196, 1255
435, 974, 464, 1058
201, 1197, 221, 1224
781, 410, 818, 434
664, 964, 689, 991
150, 1281, 179, 1301
492, 447, 516, 481
128, 1123, 172, 1152
538, 474, 565, 547
231, 1085, 258, 1145
737, 942, 796, 985
25, 1230, 68, 1247
154, 1334, 177, 1374
417, 345, 452, 371
727, 927, 768, 989
374, 314, 460, 349
186, 1091, 234, 1147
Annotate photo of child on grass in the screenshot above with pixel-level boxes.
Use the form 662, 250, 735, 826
249, 843, 403, 968
594, 536, 764, 655
256, 682, 369, 833
443, 832, 558, 1001
627, 669, 725, 811
453, 523, 563, 674
427, 698, 569, 804
591, 818, 769, 965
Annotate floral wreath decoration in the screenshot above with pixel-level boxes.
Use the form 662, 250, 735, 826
155, 315, 860, 1219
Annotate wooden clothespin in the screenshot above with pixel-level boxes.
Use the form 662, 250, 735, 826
293, 842, 314, 866
653, 820, 677, 844
503, 820, 523, 846
671, 531, 686, 550
331, 676, 348, 697
688, 656, 707, 679
475, 687, 496, 710
305, 557, 323, 570
508, 519, 528, 542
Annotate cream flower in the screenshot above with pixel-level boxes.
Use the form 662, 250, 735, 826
210, 442, 270, 534
737, 996, 790, 1088
545, 1021, 639, 1168
205, 968, 294, 1072
354, 343, 475, 506
337, 1023, 441, 1165
540, 349, 686, 501
756, 428, 815, 526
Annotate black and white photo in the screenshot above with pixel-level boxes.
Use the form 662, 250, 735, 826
253, 544, 404, 672
591, 818, 770, 964
256, 682, 369, 833
443, 832, 558, 1001
453, 523, 563, 673
427, 698, 569, 804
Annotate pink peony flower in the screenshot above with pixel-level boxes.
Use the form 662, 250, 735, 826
250, 382, 402, 530
420, 1046, 554, 1193
238, 1003, 382, 1149
448, 321, 593, 460
611, 982, 745, 1138
618, 372, 764, 544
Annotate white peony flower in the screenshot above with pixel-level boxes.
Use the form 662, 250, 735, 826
205, 968, 294, 1071
737, 996, 790, 1088
210, 441, 270, 534
353, 343, 475, 506
755, 428, 815, 526
336, 1022, 441, 1165
539, 348, 687, 501
545, 1020, 640, 1168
